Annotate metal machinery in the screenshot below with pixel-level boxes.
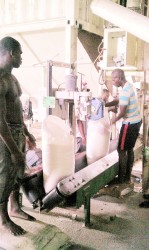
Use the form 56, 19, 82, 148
22, 2, 149, 226
22, 58, 144, 227
22, 141, 142, 227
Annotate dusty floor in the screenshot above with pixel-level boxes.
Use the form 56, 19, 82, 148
1, 180, 149, 250
1, 121, 149, 250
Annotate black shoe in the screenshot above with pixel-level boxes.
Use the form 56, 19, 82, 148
139, 201, 149, 208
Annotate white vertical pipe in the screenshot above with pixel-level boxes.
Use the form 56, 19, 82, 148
91, 0, 149, 43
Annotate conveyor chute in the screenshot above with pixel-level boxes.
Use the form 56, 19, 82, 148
22, 143, 142, 226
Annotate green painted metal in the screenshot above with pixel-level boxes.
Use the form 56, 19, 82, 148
76, 145, 142, 226
76, 162, 118, 209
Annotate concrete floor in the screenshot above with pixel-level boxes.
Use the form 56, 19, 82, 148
1, 121, 149, 250
1, 179, 149, 250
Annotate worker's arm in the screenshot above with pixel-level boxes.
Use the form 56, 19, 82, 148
108, 106, 118, 113
105, 98, 119, 107
111, 105, 127, 124
23, 122, 36, 144
77, 120, 86, 145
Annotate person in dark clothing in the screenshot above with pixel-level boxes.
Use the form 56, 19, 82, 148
0, 36, 36, 236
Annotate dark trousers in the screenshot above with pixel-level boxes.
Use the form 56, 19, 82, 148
117, 121, 142, 183
0, 127, 25, 203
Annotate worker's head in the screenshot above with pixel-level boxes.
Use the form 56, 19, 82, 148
111, 68, 126, 87
101, 88, 110, 103
0, 36, 22, 69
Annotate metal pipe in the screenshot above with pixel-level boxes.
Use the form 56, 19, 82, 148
90, 0, 149, 43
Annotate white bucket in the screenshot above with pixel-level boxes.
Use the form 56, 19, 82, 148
42, 115, 75, 193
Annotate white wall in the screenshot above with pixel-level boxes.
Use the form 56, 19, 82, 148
9, 29, 99, 120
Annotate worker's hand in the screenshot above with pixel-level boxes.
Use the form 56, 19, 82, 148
111, 117, 116, 125
109, 106, 118, 113
26, 136, 36, 150
82, 137, 86, 145
28, 133, 36, 144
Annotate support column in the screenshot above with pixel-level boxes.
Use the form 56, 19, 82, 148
65, 0, 78, 131
84, 194, 91, 227
65, 0, 78, 68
